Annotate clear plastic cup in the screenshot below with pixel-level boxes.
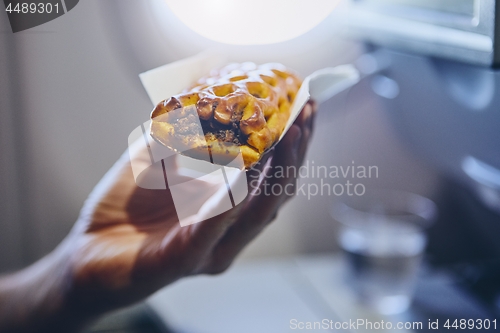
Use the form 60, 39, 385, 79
330, 190, 437, 315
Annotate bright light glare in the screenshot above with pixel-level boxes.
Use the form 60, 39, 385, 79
164, 0, 340, 45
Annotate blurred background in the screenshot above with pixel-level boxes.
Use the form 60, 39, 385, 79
0, 0, 437, 270
0, 0, 499, 332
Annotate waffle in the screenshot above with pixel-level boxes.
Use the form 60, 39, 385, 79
150, 62, 302, 169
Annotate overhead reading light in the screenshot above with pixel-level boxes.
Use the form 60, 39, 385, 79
164, 0, 340, 45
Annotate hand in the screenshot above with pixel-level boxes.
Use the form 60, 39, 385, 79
0, 101, 316, 333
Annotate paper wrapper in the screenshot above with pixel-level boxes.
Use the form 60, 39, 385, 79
140, 50, 359, 144
128, 51, 359, 226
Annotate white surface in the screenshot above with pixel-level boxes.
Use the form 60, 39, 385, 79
295, 256, 417, 333
148, 259, 330, 333
147, 255, 419, 332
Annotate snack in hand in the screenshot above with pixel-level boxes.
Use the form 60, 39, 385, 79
150, 62, 302, 169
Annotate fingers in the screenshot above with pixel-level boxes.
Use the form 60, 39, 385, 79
243, 124, 302, 218
202, 102, 316, 271
294, 101, 315, 167
247, 100, 315, 198
259, 101, 315, 201
202, 127, 303, 272
237, 101, 316, 225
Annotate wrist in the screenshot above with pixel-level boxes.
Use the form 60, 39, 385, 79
0, 244, 99, 333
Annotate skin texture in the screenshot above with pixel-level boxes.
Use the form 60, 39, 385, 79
0, 102, 316, 333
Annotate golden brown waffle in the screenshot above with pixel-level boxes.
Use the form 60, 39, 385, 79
150, 62, 302, 169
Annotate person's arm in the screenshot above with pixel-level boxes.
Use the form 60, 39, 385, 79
0, 248, 96, 333
0, 102, 316, 333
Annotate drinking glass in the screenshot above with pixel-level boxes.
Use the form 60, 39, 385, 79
331, 190, 437, 315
